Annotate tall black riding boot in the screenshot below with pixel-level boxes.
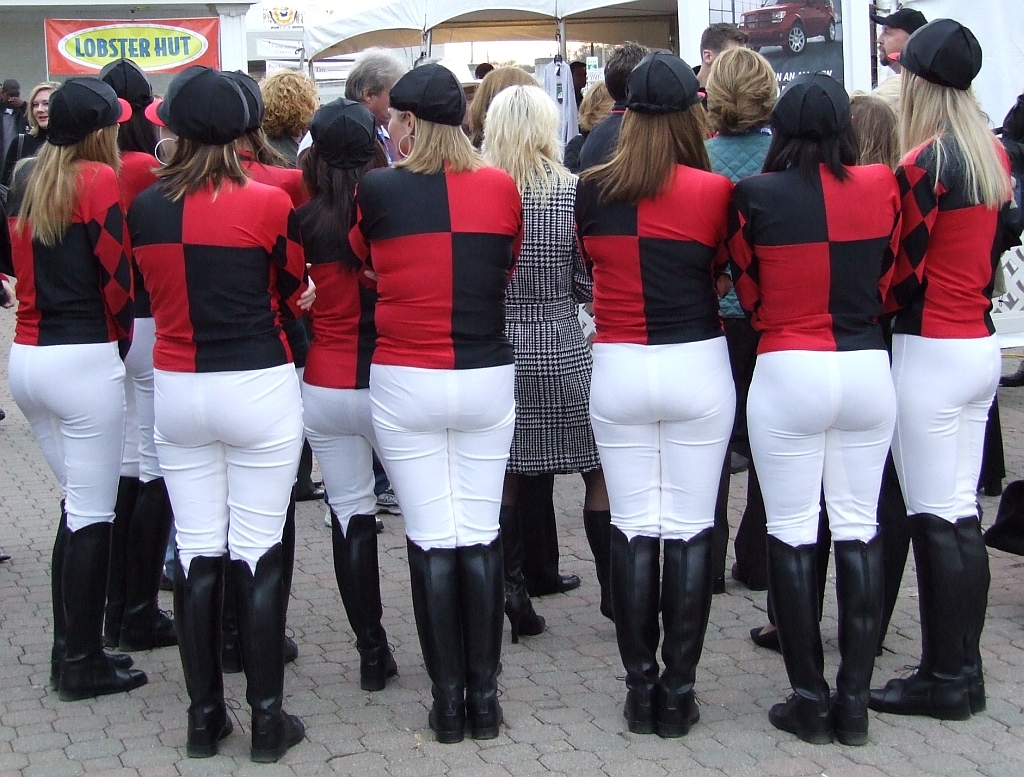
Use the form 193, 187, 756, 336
584, 508, 614, 620
59, 522, 148, 701
119, 478, 177, 650
658, 528, 714, 738
233, 545, 305, 762
104, 476, 140, 647
331, 512, 397, 691
221, 563, 242, 673
281, 491, 298, 663
459, 537, 505, 740
955, 516, 990, 713
766, 535, 832, 744
407, 540, 465, 743
832, 535, 883, 746
51, 507, 133, 688
174, 554, 233, 757
499, 505, 545, 642
610, 526, 661, 734
869, 514, 971, 720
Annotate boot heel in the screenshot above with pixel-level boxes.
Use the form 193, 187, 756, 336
509, 615, 520, 644
186, 705, 233, 758
624, 686, 657, 734
429, 703, 466, 744
250, 711, 304, 763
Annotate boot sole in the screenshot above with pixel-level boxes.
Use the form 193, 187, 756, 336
869, 699, 971, 721
58, 675, 147, 702
835, 729, 869, 746
769, 709, 833, 744
187, 719, 233, 758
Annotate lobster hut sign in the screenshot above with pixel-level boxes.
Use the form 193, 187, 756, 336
45, 18, 221, 75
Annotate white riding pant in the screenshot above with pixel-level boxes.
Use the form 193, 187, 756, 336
589, 338, 735, 541
302, 381, 378, 534
122, 317, 160, 482
748, 349, 896, 547
890, 334, 1000, 523
154, 363, 304, 574
370, 364, 515, 550
8, 342, 126, 531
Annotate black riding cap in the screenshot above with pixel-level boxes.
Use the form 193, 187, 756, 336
625, 52, 702, 114
308, 99, 377, 169
388, 64, 466, 126
772, 72, 851, 140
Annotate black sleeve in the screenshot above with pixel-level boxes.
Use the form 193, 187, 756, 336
1, 140, 18, 188
0, 205, 12, 278
564, 135, 585, 174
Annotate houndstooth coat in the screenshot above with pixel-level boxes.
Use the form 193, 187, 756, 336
505, 172, 601, 475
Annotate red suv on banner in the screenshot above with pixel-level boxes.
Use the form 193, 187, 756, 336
45, 18, 221, 76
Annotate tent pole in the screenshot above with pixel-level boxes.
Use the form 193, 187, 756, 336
558, 18, 567, 60
424, 29, 433, 60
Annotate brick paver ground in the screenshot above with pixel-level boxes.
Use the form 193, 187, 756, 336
2, 306, 1023, 776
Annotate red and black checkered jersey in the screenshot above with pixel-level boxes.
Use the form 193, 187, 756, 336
118, 151, 159, 319
8, 160, 134, 350
885, 138, 1010, 338
575, 164, 733, 345
350, 165, 522, 370
242, 157, 310, 209
729, 164, 901, 354
129, 179, 308, 373
298, 201, 377, 390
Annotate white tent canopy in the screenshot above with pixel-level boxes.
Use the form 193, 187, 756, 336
303, 0, 678, 61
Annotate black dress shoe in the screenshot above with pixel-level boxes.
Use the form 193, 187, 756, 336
1000, 362, 1024, 387
0, 551, 10, 563
294, 487, 325, 502
552, 573, 581, 593
750, 625, 781, 652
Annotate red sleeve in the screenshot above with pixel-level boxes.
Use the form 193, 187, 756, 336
264, 187, 308, 322
885, 155, 941, 313
727, 187, 759, 316
82, 164, 134, 347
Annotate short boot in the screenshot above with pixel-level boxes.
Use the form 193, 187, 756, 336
584, 508, 614, 620
51, 508, 133, 688
610, 526, 661, 734
499, 505, 545, 642
119, 478, 177, 651
766, 535, 833, 744
658, 528, 714, 738
233, 546, 305, 763
221, 563, 242, 674
104, 477, 140, 648
955, 516, 990, 714
407, 541, 466, 744
331, 512, 397, 691
832, 535, 884, 746
869, 514, 971, 720
282, 493, 299, 663
59, 522, 148, 701
459, 537, 505, 740
174, 554, 233, 758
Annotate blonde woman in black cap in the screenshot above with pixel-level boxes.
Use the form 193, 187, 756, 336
129, 66, 313, 762
350, 62, 522, 744
97, 57, 177, 655
870, 19, 1013, 723
728, 73, 901, 746
6, 77, 144, 701
297, 98, 396, 692
576, 52, 735, 739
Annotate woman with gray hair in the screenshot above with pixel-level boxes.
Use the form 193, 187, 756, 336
345, 48, 407, 162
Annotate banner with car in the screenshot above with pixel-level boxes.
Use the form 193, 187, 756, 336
709, 0, 845, 87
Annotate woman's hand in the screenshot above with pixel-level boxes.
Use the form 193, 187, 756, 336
298, 275, 316, 312
1, 278, 15, 308
715, 273, 733, 298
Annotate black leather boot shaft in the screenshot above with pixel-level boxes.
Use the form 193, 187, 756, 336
584, 508, 614, 620
407, 540, 465, 743
833, 535, 883, 746
59, 521, 148, 701
658, 528, 713, 738
458, 537, 505, 740
282, 490, 298, 664
766, 535, 832, 744
331, 512, 397, 691
955, 516, 989, 714
50, 507, 69, 688
499, 504, 545, 642
610, 526, 661, 734
221, 562, 242, 674
119, 477, 177, 651
232, 545, 305, 762
174, 554, 232, 757
104, 477, 140, 648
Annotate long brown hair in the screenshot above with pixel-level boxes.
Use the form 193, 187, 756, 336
468, 66, 537, 147
155, 138, 249, 201
15, 124, 120, 246
582, 106, 710, 204
850, 94, 899, 169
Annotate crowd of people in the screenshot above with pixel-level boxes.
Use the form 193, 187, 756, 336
0, 10, 1021, 763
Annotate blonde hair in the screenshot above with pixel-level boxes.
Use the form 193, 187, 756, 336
26, 81, 60, 137
155, 138, 249, 202
15, 125, 120, 246
705, 48, 777, 134
900, 73, 1012, 208
397, 117, 480, 175
468, 66, 538, 147
577, 82, 613, 133
261, 71, 318, 140
482, 85, 571, 202
850, 94, 900, 169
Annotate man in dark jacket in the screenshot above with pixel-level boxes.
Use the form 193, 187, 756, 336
1, 80, 28, 168
577, 43, 646, 170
